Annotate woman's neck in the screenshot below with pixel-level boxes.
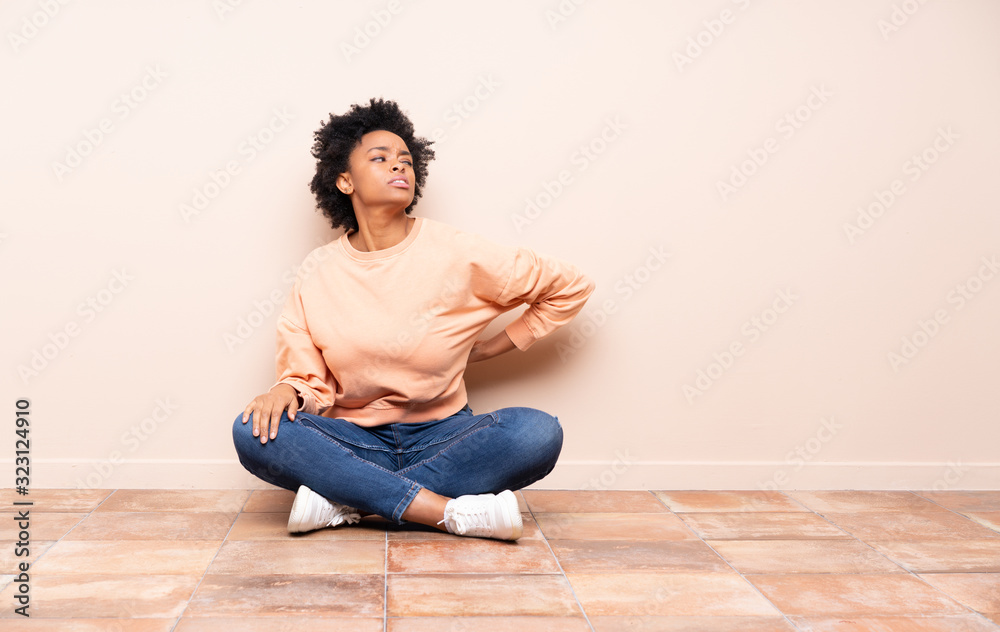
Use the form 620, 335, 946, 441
350, 212, 414, 252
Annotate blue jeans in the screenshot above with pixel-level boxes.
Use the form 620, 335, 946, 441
232, 405, 563, 524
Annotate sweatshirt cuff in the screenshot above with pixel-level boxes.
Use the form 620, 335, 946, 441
504, 318, 537, 351
270, 380, 319, 415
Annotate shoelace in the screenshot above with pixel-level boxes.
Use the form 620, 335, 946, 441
439, 499, 491, 536
329, 507, 362, 527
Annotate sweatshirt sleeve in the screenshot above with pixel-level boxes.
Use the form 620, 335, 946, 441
270, 277, 337, 415
495, 247, 596, 351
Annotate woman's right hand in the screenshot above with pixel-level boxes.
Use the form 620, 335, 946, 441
242, 383, 300, 444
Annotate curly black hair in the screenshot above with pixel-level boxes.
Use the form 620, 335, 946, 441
309, 98, 435, 232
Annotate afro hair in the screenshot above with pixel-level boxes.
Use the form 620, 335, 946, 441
309, 98, 435, 232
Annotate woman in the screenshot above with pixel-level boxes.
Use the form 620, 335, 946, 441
232, 98, 594, 541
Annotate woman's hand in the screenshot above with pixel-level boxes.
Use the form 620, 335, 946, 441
468, 331, 517, 363
242, 383, 300, 444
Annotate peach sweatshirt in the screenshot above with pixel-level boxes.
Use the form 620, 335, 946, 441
271, 217, 595, 427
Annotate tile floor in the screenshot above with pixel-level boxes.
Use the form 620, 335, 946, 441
1, 489, 999, 630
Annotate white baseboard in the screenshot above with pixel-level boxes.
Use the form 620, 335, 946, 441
9, 458, 999, 490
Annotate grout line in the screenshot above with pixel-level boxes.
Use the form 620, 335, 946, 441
171, 489, 249, 624
524, 492, 596, 631
789, 490, 995, 623
653, 491, 807, 631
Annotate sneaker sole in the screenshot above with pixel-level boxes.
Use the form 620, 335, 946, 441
498, 490, 523, 540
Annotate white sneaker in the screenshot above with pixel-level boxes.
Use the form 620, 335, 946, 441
287, 485, 361, 533
438, 489, 523, 541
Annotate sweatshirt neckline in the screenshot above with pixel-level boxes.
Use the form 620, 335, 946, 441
340, 217, 424, 261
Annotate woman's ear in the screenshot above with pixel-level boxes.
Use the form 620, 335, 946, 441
337, 174, 353, 195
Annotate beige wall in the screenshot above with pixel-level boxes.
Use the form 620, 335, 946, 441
3, 0, 998, 491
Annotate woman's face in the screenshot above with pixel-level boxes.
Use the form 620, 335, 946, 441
339, 130, 415, 212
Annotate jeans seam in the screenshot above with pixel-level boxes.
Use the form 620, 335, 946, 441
300, 423, 421, 522
299, 417, 393, 452
391, 482, 423, 524
395, 412, 500, 477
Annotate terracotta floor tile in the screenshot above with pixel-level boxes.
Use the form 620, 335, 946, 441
386, 512, 544, 540
208, 539, 384, 574
32, 540, 220, 575
678, 512, 849, 540
227, 512, 386, 540
388, 616, 593, 631
589, 615, 797, 631
521, 490, 667, 513
918, 573, 1000, 614
0, 489, 113, 512
787, 615, 1000, 631
868, 540, 1000, 572
710, 540, 904, 574
787, 491, 947, 514
95, 489, 250, 514
823, 511, 1000, 541
0, 539, 54, 568
966, 512, 1000, 533
388, 573, 580, 616
186, 574, 383, 616
534, 512, 699, 541
0, 619, 177, 630
566, 572, 779, 616
241, 488, 296, 512
0, 574, 199, 618
748, 573, 967, 615
0, 512, 87, 540
654, 491, 806, 512
65, 511, 235, 540
916, 491, 1000, 512
175, 617, 384, 631
388, 538, 558, 573
550, 539, 729, 573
